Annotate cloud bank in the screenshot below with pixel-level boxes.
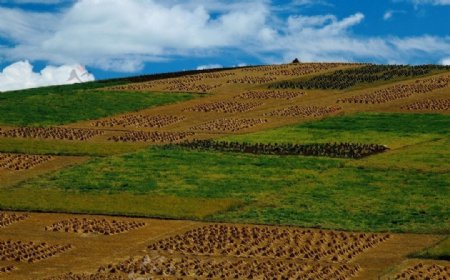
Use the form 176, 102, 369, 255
0, 61, 95, 92
0, 0, 449, 73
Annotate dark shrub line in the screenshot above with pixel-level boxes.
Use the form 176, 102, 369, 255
174, 140, 389, 159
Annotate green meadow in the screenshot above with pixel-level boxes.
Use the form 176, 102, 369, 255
0, 82, 197, 126
2, 113, 448, 234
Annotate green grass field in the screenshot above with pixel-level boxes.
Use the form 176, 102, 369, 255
224, 113, 449, 145
0, 138, 149, 157
0, 82, 197, 126
3, 113, 448, 234
225, 113, 450, 172
412, 237, 450, 260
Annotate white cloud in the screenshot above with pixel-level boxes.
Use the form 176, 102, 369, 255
196, 64, 223, 70
409, 0, 450, 5
291, 0, 331, 6
0, 0, 449, 72
0, 0, 271, 72
0, 0, 71, 4
384, 11, 394, 20
383, 10, 406, 20
441, 58, 450, 65
0, 60, 94, 92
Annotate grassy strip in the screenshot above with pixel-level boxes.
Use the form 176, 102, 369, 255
224, 113, 450, 144
410, 237, 450, 261
0, 87, 196, 126
0, 187, 239, 219
0, 138, 148, 157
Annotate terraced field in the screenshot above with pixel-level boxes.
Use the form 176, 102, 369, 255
0, 62, 449, 278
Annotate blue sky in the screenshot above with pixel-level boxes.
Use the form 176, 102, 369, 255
0, 0, 449, 89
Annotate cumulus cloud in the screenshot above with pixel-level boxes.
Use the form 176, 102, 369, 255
0, 0, 71, 4
409, 0, 450, 5
441, 58, 450, 65
383, 10, 406, 21
384, 11, 394, 20
0, 60, 94, 92
0, 0, 449, 72
0, 0, 271, 72
196, 64, 223, 70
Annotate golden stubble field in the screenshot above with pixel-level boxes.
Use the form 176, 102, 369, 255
0, 211, 446, 280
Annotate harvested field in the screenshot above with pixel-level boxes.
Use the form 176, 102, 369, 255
43, 272, 125, 280
0, 153, 53, 171
262, 63, 349, 77
0, 212, 445, 279
235, 90, 305, 100
265, 105, 341, 117
240, 64, 290, 72
108, 131, 194, 143
0, 240, 72, 263
190, 118, 268, 132
91, 114, 185, 128
394, 263, 450, 279
163, 82, 221, 93
105, 255, 360, 279
45, 218, 146, 235
239, 62, 350, 75
226, 75, 276, 84
183, 101, 263, 113
337, 76, 450, 104
177, 140, 389, 158
109, 71, 235, 93
0, 127, 104, 141
271, 64, 450, 90
402, 98, 450, 111
147, 224, 390, 263
0, 265, 16, 274
0, 212, 29, 228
